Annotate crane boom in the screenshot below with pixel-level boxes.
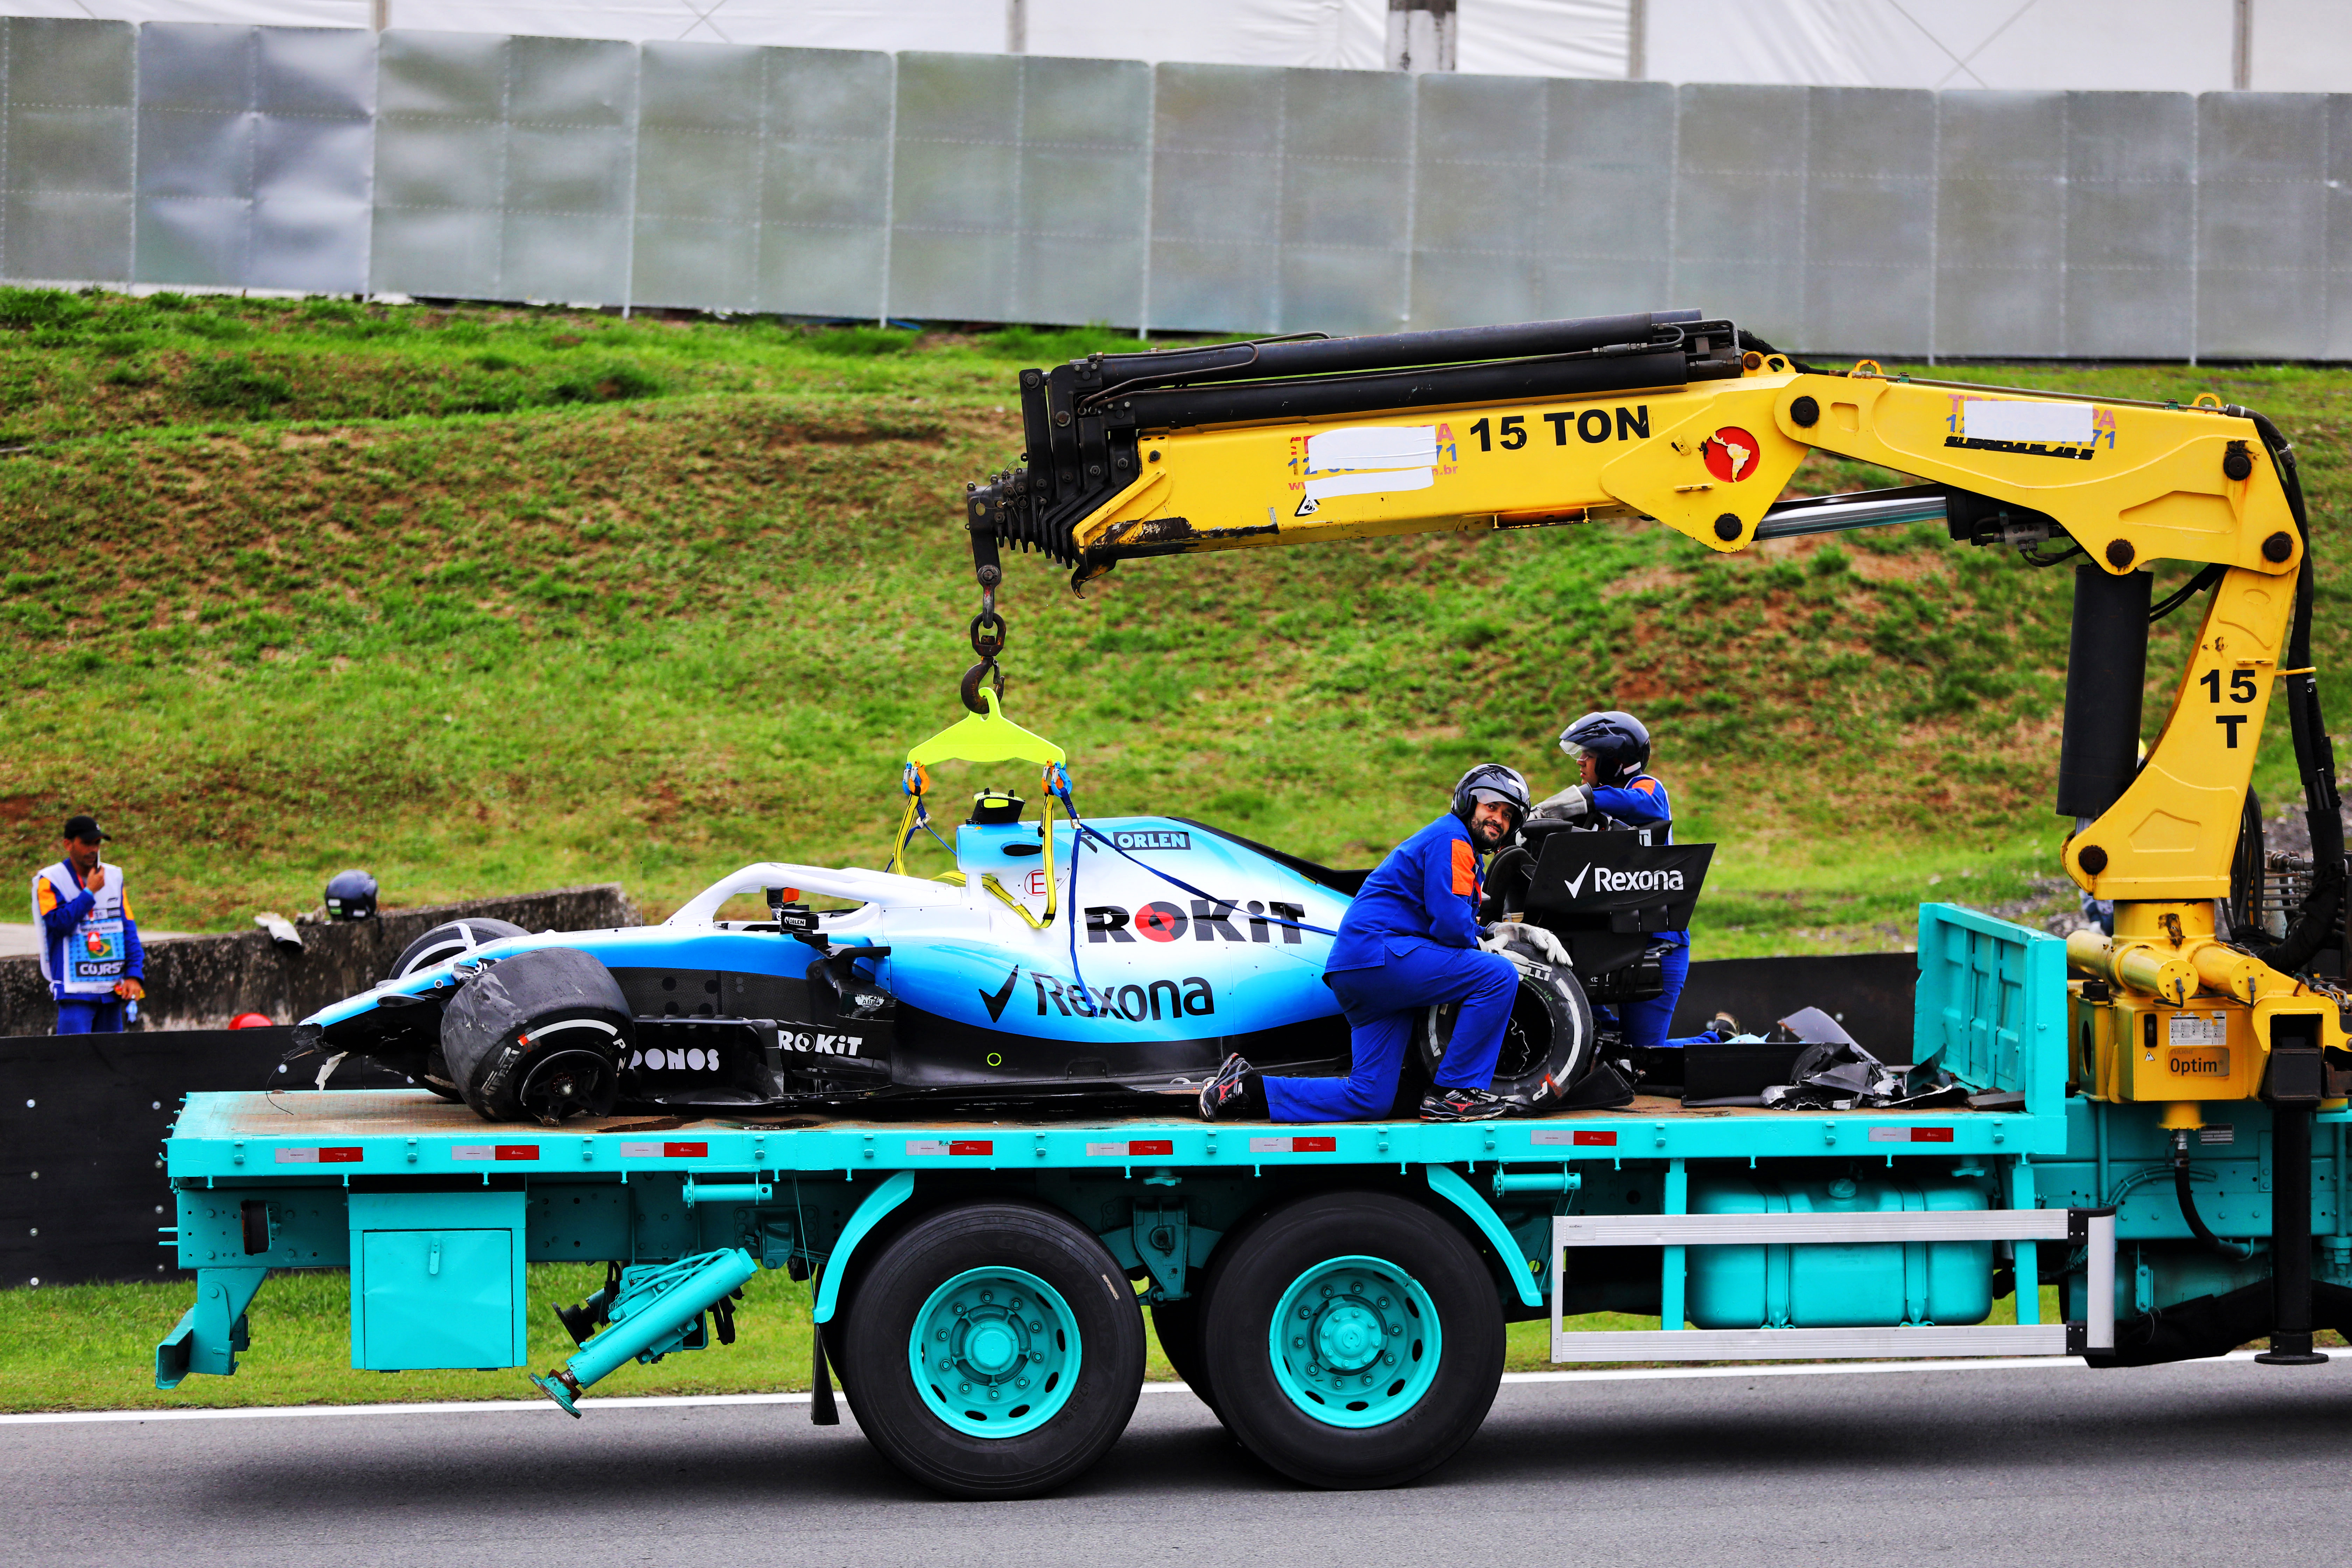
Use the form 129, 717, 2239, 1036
962, 311, 2343, 1091
962, 308, 2348, 1359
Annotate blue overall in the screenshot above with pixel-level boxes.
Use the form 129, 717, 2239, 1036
1265, 814, 1516, 1122
1587, 775, 1699, 1050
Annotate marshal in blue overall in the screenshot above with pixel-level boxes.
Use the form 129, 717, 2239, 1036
1199, 765, 1545, 1125
1531, 710, 1718, 1052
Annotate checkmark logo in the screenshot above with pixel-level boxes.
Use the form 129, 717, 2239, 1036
980, 966, 1020, 1022
1564, 863, 1593, 899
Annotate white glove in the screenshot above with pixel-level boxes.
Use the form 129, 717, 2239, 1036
1530, 784, 1594, 820
1482, 921, 1571, 968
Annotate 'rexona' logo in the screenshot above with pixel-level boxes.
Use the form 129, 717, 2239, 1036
1571, 864, 1687, 895
1033, 971, 1215, 1022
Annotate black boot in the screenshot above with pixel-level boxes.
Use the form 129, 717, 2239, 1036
1198, 1054, 1266, 1121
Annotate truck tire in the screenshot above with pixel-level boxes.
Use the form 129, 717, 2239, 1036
439, 946, 628, 1123
1149, 1297, 1224, 1422
387, 918, 529, 982
1418, 931, 1594, 1109
839, 1200, 1145, 1499
1200, 1190, 1503, 1489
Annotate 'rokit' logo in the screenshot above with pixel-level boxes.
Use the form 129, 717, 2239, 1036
1086, 901, 1307, 945
1112, 829, 1191, 852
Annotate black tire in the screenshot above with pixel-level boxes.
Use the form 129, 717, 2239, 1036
1419, 932, 1594, 1109
838, 1201, 1145, 1499
439, 946, 629, 1123
414, 1047, 465, 1104
1200, 1190, 1504, 1490
387, 917, 530, 982
1149, 1297, 1224, 1421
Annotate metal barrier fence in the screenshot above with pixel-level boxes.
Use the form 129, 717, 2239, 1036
5, 15, 2351, 358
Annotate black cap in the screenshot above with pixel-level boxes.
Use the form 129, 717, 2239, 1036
62, 814, 109, 843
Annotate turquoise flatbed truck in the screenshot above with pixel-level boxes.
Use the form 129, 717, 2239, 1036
154, 902, 2351, 1499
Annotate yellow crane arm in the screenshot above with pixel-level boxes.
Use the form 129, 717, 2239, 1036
961, 312, 2345, 1114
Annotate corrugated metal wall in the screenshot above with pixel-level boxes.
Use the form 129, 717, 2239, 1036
10, 16, 2352, 357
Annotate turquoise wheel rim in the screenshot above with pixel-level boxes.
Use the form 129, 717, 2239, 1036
908, 1266, 1083, 1439
1267, 1254, 1442, 1429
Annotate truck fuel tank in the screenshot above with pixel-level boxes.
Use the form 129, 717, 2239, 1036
1685, 1169, 1996, 1330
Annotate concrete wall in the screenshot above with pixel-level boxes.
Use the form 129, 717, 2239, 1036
0, 882, 638, 1036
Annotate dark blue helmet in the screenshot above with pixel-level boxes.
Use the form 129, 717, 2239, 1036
324, 868, 378, 921
1451, 763, 1530, 830
1558, 711, 1651, 786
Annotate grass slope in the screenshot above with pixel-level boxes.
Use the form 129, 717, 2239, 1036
2, 289, 2347, 956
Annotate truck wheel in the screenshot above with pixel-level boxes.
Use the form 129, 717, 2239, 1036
839, 1201, 1144, 1499
1419, 933, 1594, 1108
1149, 1297, 1224, 1421
439, 946, 628, 1123
1201, 1190, 1503, 1489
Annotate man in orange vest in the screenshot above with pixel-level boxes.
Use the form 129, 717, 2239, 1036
34, 815, 147, 1034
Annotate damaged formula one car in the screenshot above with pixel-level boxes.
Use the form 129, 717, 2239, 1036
295, 698, 1657, 1124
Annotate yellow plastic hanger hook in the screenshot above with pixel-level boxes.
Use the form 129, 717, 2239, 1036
905, 685, 1067, 770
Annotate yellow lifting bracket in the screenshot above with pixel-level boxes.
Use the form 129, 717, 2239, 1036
889, 689, 1069, 924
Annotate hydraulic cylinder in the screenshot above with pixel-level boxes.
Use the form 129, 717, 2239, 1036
2054, 566, 2152, 821
532, 1247, 760, 1415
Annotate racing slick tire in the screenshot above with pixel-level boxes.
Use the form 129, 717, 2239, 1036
1417, 928, 1594, 1110
388, 917, 530, 981
838, 1200, 1145, 1499
1200, 1190, 1503, 1490
388, 919, 531, 1104
439, 946, 629, 1123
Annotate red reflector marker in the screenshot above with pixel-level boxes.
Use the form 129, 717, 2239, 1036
494, 1145, 539, 1161
1129, 1139, 1174, 1156
1573, 1130, 1616, 1146
949, 1140, 993, 1157
320, 1146, 363, 1163
1293, 1136, 1337, 1153
664, 1141, 708, 1158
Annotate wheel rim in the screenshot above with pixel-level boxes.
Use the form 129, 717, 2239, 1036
907, 1267, 1082, 1438
1267, 1254, 1442, 1428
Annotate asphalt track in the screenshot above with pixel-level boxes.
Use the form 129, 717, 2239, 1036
6, 1356, 2349, 1567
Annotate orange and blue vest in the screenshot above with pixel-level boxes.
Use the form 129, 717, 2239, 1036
1326, 814, 1484, 973
34, 860, 145, 1000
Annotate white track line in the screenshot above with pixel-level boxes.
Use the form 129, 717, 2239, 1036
0, 1351, 2294, 1426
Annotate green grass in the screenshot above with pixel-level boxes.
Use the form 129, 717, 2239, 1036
1, 287, 2346, 950
0, 1272, 2081, 1413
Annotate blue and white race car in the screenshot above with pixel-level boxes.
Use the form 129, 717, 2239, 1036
295, 803, 1352, 1121
295, 790, 1601, 1124
296, 690, 1616, 1123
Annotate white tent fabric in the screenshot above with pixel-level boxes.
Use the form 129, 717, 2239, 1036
7, 0, 2347, 90
1645, 0, 2238, 91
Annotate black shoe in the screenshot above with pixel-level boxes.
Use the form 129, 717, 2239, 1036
1419, 1085, 1518, 1122
1198, 1054, 1265, 1121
